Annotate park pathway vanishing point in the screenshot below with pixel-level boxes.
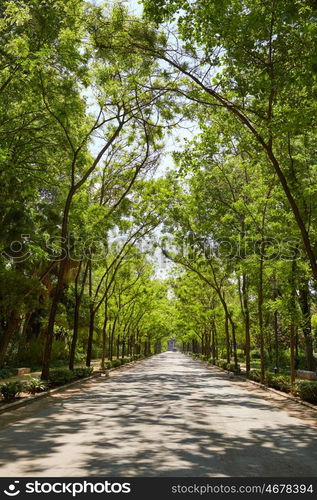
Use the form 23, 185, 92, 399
0, 351, 317, 477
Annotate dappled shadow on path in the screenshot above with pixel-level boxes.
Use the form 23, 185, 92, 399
0, 353, 316, 477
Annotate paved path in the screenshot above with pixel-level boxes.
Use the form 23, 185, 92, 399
0, 352, 317, 477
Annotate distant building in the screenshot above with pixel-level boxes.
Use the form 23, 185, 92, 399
167, 337, 177, 351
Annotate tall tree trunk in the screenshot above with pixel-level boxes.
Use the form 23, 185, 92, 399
290, 323, 296, 392
69, 261, 89, 371
242, 273, 251, 374
86, 261, 94, 367
225, 312, 230, 363
211, 320, 216, 362
40, 122, 124, 381
109, 317, 117, 361
101, 301, 108, 370
86, 308, 95, 367
274, 310, 279, 373
258, 240, 266, 384
69, 300, 80, 371
298, 280, 316, 371
0, 311, 20, 368
116, 335, 120, 359
290, 254, 298, 392
41, 260, 67, 379
230, 318, 238, 369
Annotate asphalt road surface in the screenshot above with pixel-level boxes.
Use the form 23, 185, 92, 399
0, 352, 316, 477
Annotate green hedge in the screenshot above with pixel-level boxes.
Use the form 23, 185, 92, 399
217, 360, 229, 370
47, 366, 94, 388
110, 359, 122, 368
248, 370, 261, 382
0, 368, 13, 379
296, 381, 317, 405
121, 357, 132, 364
199, 354, 208, 361
72, 367, 93, 379
132, 354, 145, 361
266, 373, 291, 393
0, 381, 24, 401
47, 369, 75, 388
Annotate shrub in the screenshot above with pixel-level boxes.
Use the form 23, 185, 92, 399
248, 370, 261, 382
237, 349, 245, 360
72, 367, 93, 379
250, 349, 261, 359
122, 357, 131, 364
266, 373, 291, 393
0, 381, 25, 401
218, 360, 228, 370
296, 381, 317, 405
0, 368, 13, 379
104, 361, 112, 369
227, 362, 241, 373
25, 377, 48, 394
111, 359, 122, 368
47, 369, 75, 388
132, 354, 144, 360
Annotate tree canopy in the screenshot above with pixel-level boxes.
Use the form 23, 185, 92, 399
0, 0, 316, 390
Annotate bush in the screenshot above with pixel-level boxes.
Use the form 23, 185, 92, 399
122, 357, 132, 364
227, 362, 241, 373
111, 359, 122, 368
266, 373, 291, 393
47, 369, 75, 388
248, 370, 261, 382
250, 349, 261, 359
72, 367, 93, 379
0, 381, 25, 401
132, 354, 144, 361
218, 360, 228, 370
0, 368, 13, 379
199, 354, 208, 361
296, 381, 317, 405
25, 377, 48, 394
237, 349, 245, 361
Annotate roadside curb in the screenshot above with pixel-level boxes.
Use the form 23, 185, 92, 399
185, 354, 317, 414
0, 359, 144, 415
0, 372, 101, 415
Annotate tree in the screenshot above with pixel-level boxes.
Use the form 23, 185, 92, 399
141, 0, 317, 283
